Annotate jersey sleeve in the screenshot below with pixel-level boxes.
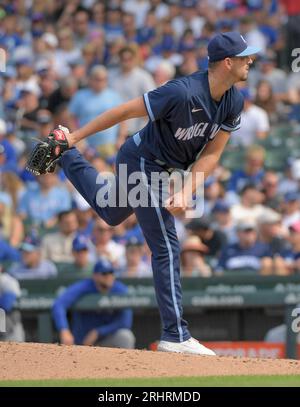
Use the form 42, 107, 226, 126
52, 280, 93, 331
143, 79, 187, 122
221, 91, 244, 133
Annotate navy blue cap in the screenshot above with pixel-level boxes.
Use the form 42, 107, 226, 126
32, 12, 44, 22
224, 1, 238, 11
178, 42, 196, 53
160, 36, 176, 52
284, 191, 299, 203
216, 18, 237, 31
181, 0, 197, 7
212, 200, 230, 213
126, 236, 144, 248
20, 234, 41, 252
32, 29, 43, 38
6, 121, 16, 133
72, 234, 89, 252
207, 31, 260, 63
93, 258, 114, 274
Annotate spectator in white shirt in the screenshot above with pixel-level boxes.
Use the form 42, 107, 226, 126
109, 43, 156, 135
41, 210, 79, 263
171, 0, 205, 39
9, 234, 57, 280
119, 236, 152, 278
54, 28, 81, 78
91, 218, 125, 269
239, 16, 267, 55
231, 183, 266, 226
123, 0, 151, 28
248, 53, 288, 101
153, 60, 175, 86
231, 87, 270, 147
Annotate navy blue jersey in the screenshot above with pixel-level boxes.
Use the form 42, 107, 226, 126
217, 241, 272, 273
139, 70, 244, 170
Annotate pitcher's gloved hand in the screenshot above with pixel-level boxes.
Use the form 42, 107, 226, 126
26, 125, 70, 175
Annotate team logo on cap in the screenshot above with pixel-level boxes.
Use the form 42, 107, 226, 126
240, 35, 247, 44
233, 114, 241, 126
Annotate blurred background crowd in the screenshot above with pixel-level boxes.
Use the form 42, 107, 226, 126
1, 0, 300, 285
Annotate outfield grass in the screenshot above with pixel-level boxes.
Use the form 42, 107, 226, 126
0, 375, 300, 387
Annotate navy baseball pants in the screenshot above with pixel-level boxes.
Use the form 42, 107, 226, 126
60, 136, 191, 342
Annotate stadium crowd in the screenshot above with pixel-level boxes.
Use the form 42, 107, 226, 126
1, 0, 300, 292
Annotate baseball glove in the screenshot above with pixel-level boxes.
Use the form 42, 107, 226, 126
26, 125, 70, 175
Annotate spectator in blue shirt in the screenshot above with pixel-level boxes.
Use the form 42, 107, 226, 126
68, 65, 126, 157
9, 234, 57, 280
278, 220, 300, 275
226, 145, 266, 199
217, 220, 273, 274
103, 6, 124, 43
71, 234, 93, 275
0, 119, 18, 174
17, 172, 72, 228
211, 200, 237, 244
0, 142, 18, 174
0, 238, 20, 262
0, 14, 23, 53
52, 258, 135, 348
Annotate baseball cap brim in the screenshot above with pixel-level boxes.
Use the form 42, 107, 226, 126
235, 46, 261, 57
20, 243, 38, 252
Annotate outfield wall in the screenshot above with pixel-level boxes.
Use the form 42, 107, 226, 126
14, 273, 300, 358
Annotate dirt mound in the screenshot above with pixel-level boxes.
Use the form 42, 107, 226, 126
0, 342, 299, 380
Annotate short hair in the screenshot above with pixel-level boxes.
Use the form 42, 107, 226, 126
240, 183, 257, 195
74, 8, 90, 19
58, 210, 74, 221
60, 76, 78, 89
90, 65, 107, 78
208, 60, 222, 71
119, 43, 139, 58
155, 60, 175, 80
246, 145, 266, 161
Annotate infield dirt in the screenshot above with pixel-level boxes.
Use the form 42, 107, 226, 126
0, 342, 299, 380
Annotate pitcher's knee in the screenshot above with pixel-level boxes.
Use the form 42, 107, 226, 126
93, 209, 121, 227
105, 217, 122, 227
153, 246, 180, 261
100, 215, 122, 227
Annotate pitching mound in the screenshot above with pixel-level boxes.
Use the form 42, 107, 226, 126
0, 342, 299, 380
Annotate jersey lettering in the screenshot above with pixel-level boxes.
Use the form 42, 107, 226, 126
174, 123, 220, 141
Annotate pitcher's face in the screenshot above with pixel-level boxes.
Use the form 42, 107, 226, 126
229, 55, 254, 82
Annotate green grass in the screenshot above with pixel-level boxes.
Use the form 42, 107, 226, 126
0, 375, 300, 387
